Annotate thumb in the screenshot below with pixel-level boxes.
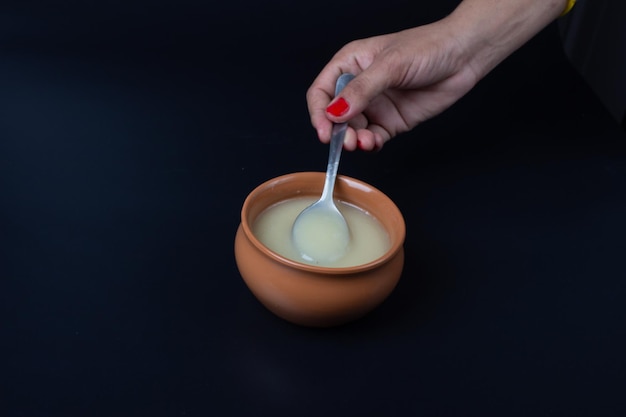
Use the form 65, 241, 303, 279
325, 65, 391, 122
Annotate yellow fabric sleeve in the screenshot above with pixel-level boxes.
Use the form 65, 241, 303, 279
561, 0, 576, 16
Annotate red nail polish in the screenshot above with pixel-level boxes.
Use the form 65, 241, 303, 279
326, 97, 349, 117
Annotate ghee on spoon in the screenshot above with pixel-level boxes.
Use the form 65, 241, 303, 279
292, 73, 355, 264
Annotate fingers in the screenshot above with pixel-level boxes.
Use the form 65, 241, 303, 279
343, 129, 358, 151
307, 66, 336, 143
310, 106, 388, 152
341, 127, 386, 152
356, 127, 387, 151
306, 36, 400, 150
309, 67, 393, 150
325, 61, 392, 125
307, 56, 364, 143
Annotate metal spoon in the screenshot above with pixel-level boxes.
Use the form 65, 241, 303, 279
292, 73, 355, 264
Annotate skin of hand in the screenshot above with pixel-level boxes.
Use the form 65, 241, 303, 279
307, 0, 568, 151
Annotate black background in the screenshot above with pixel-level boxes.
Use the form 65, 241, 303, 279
2, 1, 626, 416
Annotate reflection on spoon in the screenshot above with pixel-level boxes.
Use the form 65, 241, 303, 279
292, 73, 355, 264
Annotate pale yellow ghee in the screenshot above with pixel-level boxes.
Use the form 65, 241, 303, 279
252, 196, 390, 267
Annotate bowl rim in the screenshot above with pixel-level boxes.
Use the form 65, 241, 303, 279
239, 171, 406, 275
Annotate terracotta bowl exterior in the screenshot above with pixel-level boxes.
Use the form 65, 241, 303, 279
234, 172, 405, 327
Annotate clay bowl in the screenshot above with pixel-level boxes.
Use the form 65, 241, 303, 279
234, 172, 405, 327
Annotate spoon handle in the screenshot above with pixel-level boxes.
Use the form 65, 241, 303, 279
320, 73, 355, 202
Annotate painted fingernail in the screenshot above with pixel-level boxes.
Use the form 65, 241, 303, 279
326, 97, 349, 117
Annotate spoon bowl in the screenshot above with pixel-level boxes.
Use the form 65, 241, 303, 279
292, 73, 354, 264
290, 184, 351, 264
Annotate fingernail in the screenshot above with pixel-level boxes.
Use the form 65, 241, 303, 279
326, 97, 349, 117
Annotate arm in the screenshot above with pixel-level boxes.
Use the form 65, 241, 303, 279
450, 0, 568, 76
307, 0, 570, 151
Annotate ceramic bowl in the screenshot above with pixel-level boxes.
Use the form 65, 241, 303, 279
234, 172, 405, 327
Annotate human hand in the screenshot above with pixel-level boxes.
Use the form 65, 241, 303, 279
307, 22, 480, 151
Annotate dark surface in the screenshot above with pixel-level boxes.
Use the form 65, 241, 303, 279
2, 2, 626, 416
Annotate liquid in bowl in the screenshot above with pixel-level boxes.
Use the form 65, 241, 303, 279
253, 196, 390, 268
